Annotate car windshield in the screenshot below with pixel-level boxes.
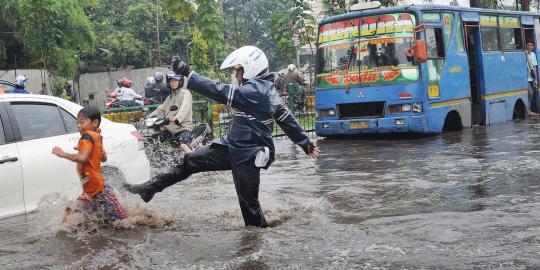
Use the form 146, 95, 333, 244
316, 13, 419, 88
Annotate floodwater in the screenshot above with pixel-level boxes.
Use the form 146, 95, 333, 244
2, 120, 540, 269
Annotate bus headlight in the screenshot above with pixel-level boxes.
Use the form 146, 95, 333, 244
413, 102, 423, 112
317, 109, 336, 117
401, 104, 411, 112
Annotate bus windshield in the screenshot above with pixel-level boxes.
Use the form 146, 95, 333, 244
316, 13, 419, 88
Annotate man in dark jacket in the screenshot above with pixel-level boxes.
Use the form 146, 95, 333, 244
124, 46, 320, 228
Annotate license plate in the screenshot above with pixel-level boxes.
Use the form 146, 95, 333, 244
350, 121, 370, 129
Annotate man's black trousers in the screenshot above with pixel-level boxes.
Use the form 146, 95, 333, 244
151, 144, 268, 227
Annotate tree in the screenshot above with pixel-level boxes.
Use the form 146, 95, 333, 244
19, 0, 95, 77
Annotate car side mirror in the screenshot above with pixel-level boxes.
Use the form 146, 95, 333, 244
170, 105, 178, 111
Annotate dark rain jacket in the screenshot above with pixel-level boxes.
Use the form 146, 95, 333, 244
185, 72, 311, 167
145, 82, 169, 103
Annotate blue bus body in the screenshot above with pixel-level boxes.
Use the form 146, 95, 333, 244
315, 5, 537, 136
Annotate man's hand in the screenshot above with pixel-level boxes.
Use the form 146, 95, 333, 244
168, 115, 177, 123
307, 142, 320, 158
535, 80, 538, 88
52, 146, 65, 157
171, 58, 192, 77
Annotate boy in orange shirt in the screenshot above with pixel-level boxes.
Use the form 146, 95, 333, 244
52, 106, 127, 223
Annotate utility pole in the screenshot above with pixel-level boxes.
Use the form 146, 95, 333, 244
156, 0, 162, 66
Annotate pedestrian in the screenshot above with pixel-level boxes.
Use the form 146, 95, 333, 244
124, 46, 320, 228
52, 106, 127, 224
12, 75, 30, 94
39, 82, 48, 95
62, 83, 77, 103
525, 41, 539, 116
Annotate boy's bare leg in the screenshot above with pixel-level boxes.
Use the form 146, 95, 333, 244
180, 143, 192, 154
62, 209, 73, 223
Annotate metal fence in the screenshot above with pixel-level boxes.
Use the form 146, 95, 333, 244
102, 92, 315, 139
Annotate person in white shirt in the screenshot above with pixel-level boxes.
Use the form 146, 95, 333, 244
118, 78, 143, 106
526, 41, 539, 116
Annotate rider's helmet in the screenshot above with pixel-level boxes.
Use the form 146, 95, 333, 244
220, 46, 268, 80
166, 71, 183, 87
287, 64, 297, 72
146, 77, 155, 85
15, 75, 28, 88
154, 72, 165, 83
116, 78, 124, 87
120, 78, 132, 88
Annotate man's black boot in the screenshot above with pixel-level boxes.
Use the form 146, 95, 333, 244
123, 181, 159, 202
123, 164, 185, 202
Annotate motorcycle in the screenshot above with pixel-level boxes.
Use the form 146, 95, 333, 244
140, 105, 211, 168
106, 93, 159, 109
105, 93, 122, 109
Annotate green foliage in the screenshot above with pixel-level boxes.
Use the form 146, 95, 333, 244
269, 0, 315, 67
190, 27, 210, 73
162, 0, 193, 21
52, 76, 69, 96
270, 12, 296, 60
0, 0, 94, 76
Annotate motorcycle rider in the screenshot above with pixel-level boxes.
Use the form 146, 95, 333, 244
111, 78, 126, 98
144, 71, 193, 153
144, 76, 156, 99
282, 64, 306, 112
118, 78, 143, 106
124, 46, 320, 228
12, 75, 30, 94
153, 72, 170, 103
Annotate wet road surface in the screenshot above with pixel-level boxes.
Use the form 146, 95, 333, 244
2, 120, 540, 269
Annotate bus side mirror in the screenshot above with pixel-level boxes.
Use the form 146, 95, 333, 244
414, 40, 428, 63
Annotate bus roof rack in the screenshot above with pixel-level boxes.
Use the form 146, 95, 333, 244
350, 1, 382, 11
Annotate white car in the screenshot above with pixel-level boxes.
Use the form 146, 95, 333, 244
0, 93, 150, 219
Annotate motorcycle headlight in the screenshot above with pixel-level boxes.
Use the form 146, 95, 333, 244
145, 118, 158, 127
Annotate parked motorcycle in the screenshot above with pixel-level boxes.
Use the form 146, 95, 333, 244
140, 105, 211, 168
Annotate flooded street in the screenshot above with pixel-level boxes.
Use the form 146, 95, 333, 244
3, 120, 540, 269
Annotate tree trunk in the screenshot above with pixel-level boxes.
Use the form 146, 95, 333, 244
522, 0, 530, 11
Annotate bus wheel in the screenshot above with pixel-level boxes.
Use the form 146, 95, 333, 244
512, 99, 526, 120
442, 111, 463, 132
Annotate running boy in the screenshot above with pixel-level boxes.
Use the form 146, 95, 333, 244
52, 106, 127, 223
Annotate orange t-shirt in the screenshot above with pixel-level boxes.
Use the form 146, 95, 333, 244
77, 130, 105, 197
0, 88, 5, 94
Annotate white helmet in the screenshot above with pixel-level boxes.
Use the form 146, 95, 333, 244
287, 64, 296, 72
220, 46, 268, 80
15, 75, 28, 88
146, 77, 155, 84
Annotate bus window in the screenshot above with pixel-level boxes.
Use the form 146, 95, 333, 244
456, 15, 465, 53
480, 27, 500, 51
425, 28, 445, 58
500, 28, 522, 50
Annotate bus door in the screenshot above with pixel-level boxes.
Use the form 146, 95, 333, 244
464, 22, 483, 125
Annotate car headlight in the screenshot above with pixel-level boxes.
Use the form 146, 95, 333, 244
317, 109, 336, 117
